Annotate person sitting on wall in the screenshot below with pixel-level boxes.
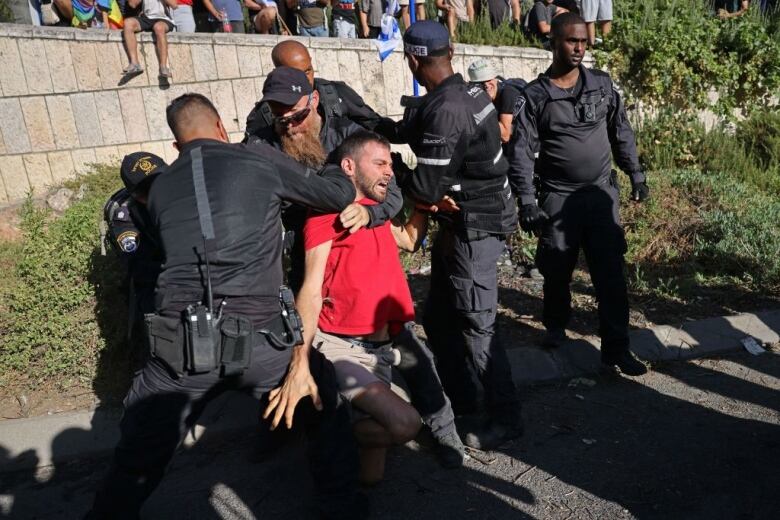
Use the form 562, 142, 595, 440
121, 0, 177, 79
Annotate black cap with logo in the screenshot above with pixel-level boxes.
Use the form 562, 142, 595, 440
403, 20, 451, 57
261, 66, 314, 106
120, 152, 167, 193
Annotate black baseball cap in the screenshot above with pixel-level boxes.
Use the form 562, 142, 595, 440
120, 152, 167, 193
403, 20, 451, 57
261, 67, 313, 106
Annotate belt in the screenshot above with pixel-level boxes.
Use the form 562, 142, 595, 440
331, 334, 392, 349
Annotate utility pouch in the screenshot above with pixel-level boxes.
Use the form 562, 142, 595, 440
184, 304, 221, 373
144, 313, 186, 374
219, 314, 253, 376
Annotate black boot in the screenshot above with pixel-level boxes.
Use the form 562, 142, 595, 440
462, 420, 523, 451
602, 350, 647, 376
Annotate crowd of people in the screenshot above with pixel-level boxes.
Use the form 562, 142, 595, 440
88, 12, 656, 519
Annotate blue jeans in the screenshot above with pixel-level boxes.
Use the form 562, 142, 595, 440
299, 23, 328, 37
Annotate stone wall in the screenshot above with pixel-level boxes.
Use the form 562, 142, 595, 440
0, 23, 571, 206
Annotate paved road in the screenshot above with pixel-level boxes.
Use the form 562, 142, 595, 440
2, 351, 778, 519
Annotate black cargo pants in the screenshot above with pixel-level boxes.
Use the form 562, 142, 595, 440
423, 223, 521, 427
536, 182, 631, 358
88, 340, 359, 520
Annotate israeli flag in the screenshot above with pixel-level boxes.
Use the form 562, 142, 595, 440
374, 0, 401, 62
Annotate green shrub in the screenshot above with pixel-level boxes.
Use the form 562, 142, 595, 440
0, 166, 130, 395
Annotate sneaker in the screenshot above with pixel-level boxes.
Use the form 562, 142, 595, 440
541, 328, 567, 349
433, 430, 467, 469
602, 351, 647, 376
122, 63, 143, 75
463, 420, 523, 451
159, 66, 172, 79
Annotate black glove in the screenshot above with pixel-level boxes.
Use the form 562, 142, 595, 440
391, 152, 413, 186
519, 204, 549, 234
630, 181, 650, 202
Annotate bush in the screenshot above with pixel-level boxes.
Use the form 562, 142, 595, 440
0, 166, 130, 396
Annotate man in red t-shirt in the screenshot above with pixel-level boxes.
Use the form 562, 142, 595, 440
266, 130, 460, 484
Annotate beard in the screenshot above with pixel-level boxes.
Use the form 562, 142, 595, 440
280, 117, 326, 169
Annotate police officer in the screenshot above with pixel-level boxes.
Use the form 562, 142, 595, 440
245, 40, 399, 141
103, 152, 167, 320
87, 93, 367, 520
399, 20, 523, 450
509, 13, 649, 376
249, 67, 467, 468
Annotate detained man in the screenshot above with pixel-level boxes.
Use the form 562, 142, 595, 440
269, 131, 465, 483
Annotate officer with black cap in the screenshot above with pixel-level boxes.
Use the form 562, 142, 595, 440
398, 20, 523, 451
103, 152, 167, 318
245, 40, 400, 142
87, 93, 366, 520
509, 13, 649, 376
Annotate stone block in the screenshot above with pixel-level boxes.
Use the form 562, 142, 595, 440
94, 91, 127, 145
140, 141, 166, 160
116, 143, 143, 159
310, 38, 341, 49
358, 51, 386, 115
253, 76, 267, 99
313, 49, 340, 80
20, 97, 56, 151
507, 346, 561, 386
0, 99, 32, 153
94, 146, 120, 166
340, 39, 371, 51
45, 95, 81, 149
237, 46, 262, 78
22, 154, 54, 194
70, 93, 104, 147
215, 45, 240, 79
232, 78, 257, 132
228, 132, 243, 144
0, 155, 30, 200
0, 174, 7, 204
501, 57, 533, 82
140, 42, 161, 84
71, 148, 97, 175
168, 44, 196, 83
0, 38, 28, 96
192, 45, 218, 81
457, 44, 494, 57
723, 313, 780, 345
451, 55, 466, 80
210, 80, 238, 133
47, 151, 76, 183
0, 126, 5, 155
18, 39, 53, 95
70, 41, 102, 91
338, 51, 365, 99
44, 39, 78, 93
118, 89, 150, 143
95, 40, 125, 90
162, 141, 179, 164
258, 47, 274, 78
493, 46, 523, 57
141, 87, 172, 141
31, 25, 75, 40
382, 53, 406, 117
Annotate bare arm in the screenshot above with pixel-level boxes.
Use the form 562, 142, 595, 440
127, 0, 142, 8
245, 0, 264, 12
358, 7, 369, 36
499, 113, 514, 143
263, 240, 332, 430
164, 0, 178, 8
391, 208, 429, 252
466, 0, 475, 21
201, 0, 222, 19
511, 0, 521, 23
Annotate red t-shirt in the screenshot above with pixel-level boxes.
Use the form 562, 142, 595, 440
303, 199, 415, 336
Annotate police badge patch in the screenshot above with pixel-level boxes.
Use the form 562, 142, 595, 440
513, 96, 526, 118
117, 231, 139, 253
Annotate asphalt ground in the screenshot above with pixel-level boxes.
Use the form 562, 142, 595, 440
2, 350, 778, 520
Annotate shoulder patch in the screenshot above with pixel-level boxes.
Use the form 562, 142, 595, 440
512, 96, 526, 118
117, 231, 139, 253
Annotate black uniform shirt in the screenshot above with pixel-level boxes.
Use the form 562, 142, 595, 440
148, 138, 356, 326
496, 82, 524, 117
509, 65, 644, 206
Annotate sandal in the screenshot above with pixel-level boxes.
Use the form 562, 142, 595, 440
159, 66, 172, 79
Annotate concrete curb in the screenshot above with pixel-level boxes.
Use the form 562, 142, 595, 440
1, 310, 778, 473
